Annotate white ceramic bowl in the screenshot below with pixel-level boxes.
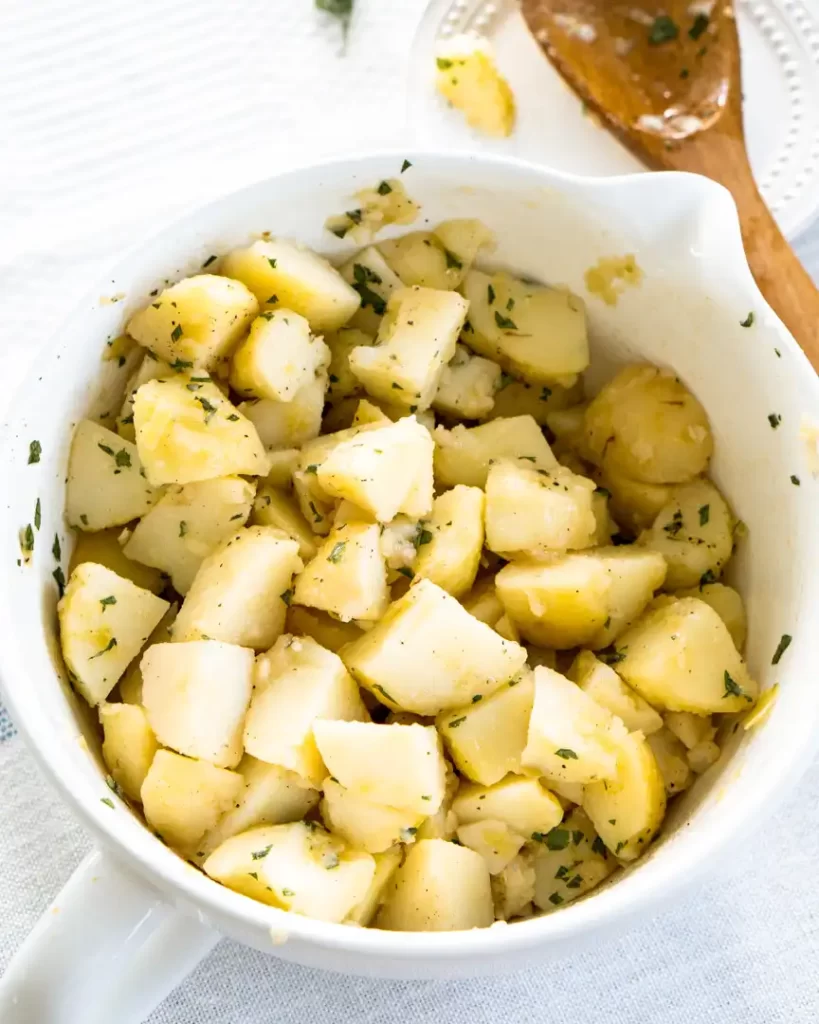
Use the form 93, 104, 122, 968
1, 151, 818, 1024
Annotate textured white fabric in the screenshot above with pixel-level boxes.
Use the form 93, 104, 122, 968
2, 1, 819, 1021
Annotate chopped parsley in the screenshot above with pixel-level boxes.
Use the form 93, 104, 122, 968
267, 295, 278, 304
471, 694, 483, 703
444, 249, 462, 270
487, 284, 496, 305
448, 716, 467, 729
689, 13, 709, 39
722, 670, 747, 700
52, 566, 66, 597
532, 827, 569, 851
115, 449, 131, 469
374, 684, 395, 704
34, 498, 41, 531
415, 527, 433, 547
791, 475, 801, 486
21, 524, 34, 554
698, 504, 710, 526
436, 58, 453, 70
251, 845, 273, 860
196, 396, 218, 423
28, 440, 41, 464
280, 589, 293, 606
267, 257, 278, 268
305, 464, 318, 474
600, 648, 626, 666
494, 311, 517, 330
327, 541, 347, 563
663, 509, 684, 536
98, 443, 115, 457
401, 159, 412, 173
591, 835, 608, 859
170, 358, 193, 371
170, 324, 183, 342
648, 15, 678, 45
768, 413, 781, 429
772, 633, 792, 665
282, 887, 295, 897
52, 534, 61, 560
540, 386, 552, 401
101, 797, 115, 809
376, 180, 392, 195
345, 209, 362, 225
397, 567, 414, 580
179, 521, 188, 538
227, 413, 239, 421
90, 637, 118, 659
202, 254, 217, 267
555, 748, 578, 760
351, 262, 386, 315
548, 892, 564, 906
699, 568, 717, 589
100, 595, 117, 611
740, 312, 755, 328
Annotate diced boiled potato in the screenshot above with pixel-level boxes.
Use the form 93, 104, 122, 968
485, 375, 584, 426
521, 667, 628, 784
123, 477, 255, 594
377, 839, 493, 931
264, 448, 300, 490
199, 756, 319, 856
416, 761, 459, 841
583, 365, 713, 484
239, 368, 327, 449
434, 415, 558, 489
58, 563, 169, 705
545, 404, 590, 458
313, 720, 447, 814
687, 739, 720, 774
66, 420, 161, 531
435, 36, 515, 138
377, 232, 462, 292
436, 672, 533, 786
69, 528, 164, 595
433, 219, 494, 276
532, 807, 615, 911
568, 651, 662, 736
345, 847, 403, 926
293, 522, 389, 622
221, 238, 360, 332
675, 582, 746, 650
485, 461, 597, 558
664, 711, 714, 751
462, 270, 588, 381
494, 614, 520, 642
141, 640, 253, 768
582, 732, 667, 861
243, 634, 368, 786
646, 728, 692, 795
118, 603, 177, 705
586, 546, 668, 649
343, 578, 526, 715
638, 479, 733, 589
321, 778, 425, 853
461, 577, 505, 626
134, 376, 267, 486
413, 485, 484, 598
173, 527, 301, 650
452, 774, 563, 838
229, 310, 330, 402
379, 515, 420, 581
549, 780, 585, 807
251, 484, 317, 561
491, 850, 536, 920
328, 179, 420, 246
141, 749, 243, 852
614, 597, 759, 713
317, 416, 433, 522
596, 469, 675, 536
325, 327, 375, 403
285, 605, 363, 653
433, 344, 500, 420
117, 352, 174, 442
352, 398, 392, 428
457, 819, 525, 874
99, 703, 159, 802
126, 275, 259, 369
203, 821, 375, 922
339, 247, 404, 335
591, 490, 615, 545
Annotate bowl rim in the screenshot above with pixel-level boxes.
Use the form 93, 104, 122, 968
3, 147, 819, 960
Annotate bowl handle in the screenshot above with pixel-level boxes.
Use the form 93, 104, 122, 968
0, 847, 219, 1024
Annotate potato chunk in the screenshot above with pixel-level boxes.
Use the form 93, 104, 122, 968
345, 847, 403, 925
203, 821, 375, 921
343, 578, 527, 715
586, 547, 668, 649
582, 732, 666, 861
568, 651, 662, 736
433, 345, 500, 419
118, 603, 177, 706
229, 310, 330, 402
134, 376, 267, 486
141, 640, 253, 768
457, 820, 525, 874
377, 232, 463, 292
313, 720, 447, 813
596, 469, 674, 535
141, 750, 243, 853
251, 484, 317, 561
434, 415, 558, 489
99, 703, 159, 802
58, 563, 169, 706
126, 274, 259, 369
435, 36, 515, 138
485, 461, 597, 558
243, 635, 368, 786
239, 368, 328, 449
433, 219, 495, 276
348, 286, 467, 412
462, 270, 588, 381
123, 476, 255, 594
173, 527, 301, 650
221, 238, 360, 332
66, 420, 161, 531
583, 365, 713, 484
117, 352, 174, 442
485, 375, 584, 426
646, 728, 693, 795
675, 582, 746, 650
321, 778, 425, 853
69, 528, 165, 595
413, 485, 485, 598
492, 851, 536, 920
285, 605, 363, 653
377, 839, 493, 931
339, 247, 404, 335
452, 775, 563, 837
532, 807, 615, 911
293, 522, 389, 622
325, 327, 375, 403
614, 597, 759, 713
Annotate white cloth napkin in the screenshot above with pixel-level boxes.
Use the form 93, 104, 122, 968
2, 2, 819, 1021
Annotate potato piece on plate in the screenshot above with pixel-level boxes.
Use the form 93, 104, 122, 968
173, 527, 301, 650
221, 238, 360, 332
457, 819, 525, 875
264, 448, 300, 490
324, 327, 375, 403
117, 352, 174, 442
118, 603, 177, 706
492, 850, 536, 920
321, 778, 425, 854
251, 484, 317, 561
460, 577, 505, 626
294, 522, 389, 622
126, 275, 259, 369
203, 821, 375, 921
345, 847, 403, 926
339, 247, 405, 335
123, 476, 256, 594
583, 365, 712, 484
664, 711, 714, 750
141, 640, 253, 768
313, 720, 447, 814
568, 651, 662, 736
434, 36, 515, 138
521, 667, 628, 784
243, 634, 368, 786
377, 838, 493, 931
141, 750, 243, 853
69, 528, 165, 595
134, 376, 267, 486
675, 582, 746, 650
99, 702, 159, 802
485, 375, 584, 426
596, 469, 675, 536
413, 485, 484, 598
461, 270, 588, 381
377, 232, 462, 291
432, 344, 500, 420
586, 546, 668, 649
343, 578, 526, 715
58, 562, 169, 706
532, 807, 615, 911
348, 286, 467, 412
582, 732, 667, 861
452, 774, 563, 838
646, 728, 692, 795
614, 596, 758, 713
485, 461, 597, 558
434, 415, 558, 489
433, 218, 495, 276
285, 605, 363, 653
239, 368, 327, 449
229, 310, 330, 402
66, 420, 161, 531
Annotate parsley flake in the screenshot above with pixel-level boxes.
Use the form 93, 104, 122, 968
52, 566, 66, 597
280, 589, 293, 606
34, 498, 41, 531
170, 324, 183, 342
648, 15, 679, 45
376, 180, 392, 195
401, 159, 412, 173
689, 13, 709, 39
327, 541, 347, 563
698, 504, 710, 526
100, 595, 117, 611
494, 311, 517, 330
448, 717, 466, 729
28, 440, 42, 464
555, 748, 578, 760
768, 413, 781, 429
52, 534, 61, 560
90, 637, 118, 659
740, 312, 755, 328
772, 634, 792, 665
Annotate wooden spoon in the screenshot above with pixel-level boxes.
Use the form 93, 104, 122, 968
521, 0, 819, 370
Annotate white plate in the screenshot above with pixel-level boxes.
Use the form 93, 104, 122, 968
408, 0, 819, 239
